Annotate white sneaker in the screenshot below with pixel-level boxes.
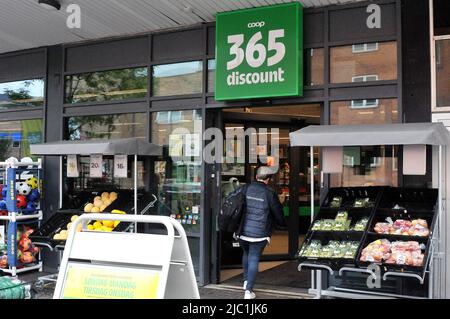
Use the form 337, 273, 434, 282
243, 281, 247, 290
244, 290, 256, 299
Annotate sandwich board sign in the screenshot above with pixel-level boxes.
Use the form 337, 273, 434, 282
215, 3, 303, 101
54, 214, 199, 299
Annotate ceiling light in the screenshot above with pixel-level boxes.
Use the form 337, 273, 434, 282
38, 0, 61, 11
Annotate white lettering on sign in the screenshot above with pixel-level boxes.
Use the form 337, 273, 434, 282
226, 29, 286, 71
247, 21, 265, 28
90, 155, 103, 178
227, 68, 285, 86
114, 155, 128, 178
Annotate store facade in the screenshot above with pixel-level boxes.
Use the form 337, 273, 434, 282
0, 0, 440, 289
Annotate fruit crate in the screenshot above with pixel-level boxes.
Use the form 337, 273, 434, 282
298, 187, 384, 271
29, 212, 78, 246
356, 233, 431, 274
321, 187, 384, 210
298, 231, 365, 271
356, 188, 438, 275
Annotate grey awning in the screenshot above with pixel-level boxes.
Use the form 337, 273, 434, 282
290, 123, 450, 147
30, 138, 162, 156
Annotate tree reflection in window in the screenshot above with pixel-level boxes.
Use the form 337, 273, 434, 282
66, 113, 147, 141
0, 79, 44, 110
65, 68, 148, 104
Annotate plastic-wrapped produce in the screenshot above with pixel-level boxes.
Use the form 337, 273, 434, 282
374, 222, 391, 234
335, 211, 348, 221
360, 239, 391, 263
374, 218, 430, 237
330, 196, 342, 208
354, 198, 371, 208
353, 217, 369, 232
360, 239, 424, 266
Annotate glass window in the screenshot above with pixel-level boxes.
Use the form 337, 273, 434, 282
330, 99, 399, 187
330, 42, 397, 84
331, 98, 398, 125
152, 61, 203, 97
0, 119, 43, 161
436, 39, 450, 108
0, 79, 44, 110
65, 113, 147, 141
65, 156, 146, 192
65, 68, 148, 104
207, 59, 216, 93
151, 109, 203, 235
305, 48, 324, 86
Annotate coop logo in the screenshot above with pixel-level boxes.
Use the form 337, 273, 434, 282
248, 21, 265, 28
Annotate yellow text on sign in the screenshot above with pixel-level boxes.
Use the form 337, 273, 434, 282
62, 265, 160, 299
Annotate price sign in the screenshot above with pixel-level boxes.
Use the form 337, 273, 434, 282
90, 155, 103, 178
215, 3, 303, 101
67, 155, 79, 178
114, 155, 128, 178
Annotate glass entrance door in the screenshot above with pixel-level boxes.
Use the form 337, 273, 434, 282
218, 104, 321, 275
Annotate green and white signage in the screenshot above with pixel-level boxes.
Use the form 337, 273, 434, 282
215, 3, 303, 101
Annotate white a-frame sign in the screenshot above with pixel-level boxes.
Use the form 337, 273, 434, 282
53, 215, 199, 299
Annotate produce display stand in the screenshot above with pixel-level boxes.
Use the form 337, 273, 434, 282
0, 159, 43, 277
29, 138, 162, 286
53, 214, 199, 299
290, 123, 449, 299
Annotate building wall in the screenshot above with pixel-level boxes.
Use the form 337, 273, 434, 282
0, 0, 431, 285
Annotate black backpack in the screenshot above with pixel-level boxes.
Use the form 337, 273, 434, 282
219, 185, 248, 233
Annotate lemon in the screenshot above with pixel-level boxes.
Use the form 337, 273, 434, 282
114, 221, 120, 228
93, 221, 102, 229
53, 234, 61, 240
87, 225, 94, 231
101, 226, 113, 232
102, 220, 114, 228
112, 210, 126, 215
71, 215, 78, 222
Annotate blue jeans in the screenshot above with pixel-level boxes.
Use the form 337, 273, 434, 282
239, 239, 267, 292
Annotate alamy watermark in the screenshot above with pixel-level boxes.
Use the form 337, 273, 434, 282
66, 4, 81, 29
167, 124, 280, 170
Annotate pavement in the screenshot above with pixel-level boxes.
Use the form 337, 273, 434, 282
6, 270, 312, 299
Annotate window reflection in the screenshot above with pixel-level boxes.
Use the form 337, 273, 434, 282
0, 79, 44, 110
153, 61, 203, 96
436, 39, 450, 108
151, 110, 203, 234
65, 113, 147, 141
0, 119, 43, 160
208, 59, 216, 92
330, 99, 399, 187
330, 42, 397, 84
65, 68, 148, 104
305, 48, 324, 86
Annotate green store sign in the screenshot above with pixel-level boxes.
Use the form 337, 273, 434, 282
215, 3, 303, 101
